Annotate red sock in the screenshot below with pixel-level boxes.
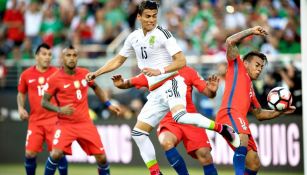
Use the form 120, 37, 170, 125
214, 123, 223, 133
149, 163, 160, 175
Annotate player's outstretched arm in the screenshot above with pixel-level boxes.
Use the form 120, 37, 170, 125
226, 26, 268, 61
142, 51, 186, 77
86, 55, 127, 81
251, 106, 296, 121
202, 74, 219, 98
91, 82, 121, 115
17, 92, 29, 120
41, 93, 75, 115
111, 75, 133, 89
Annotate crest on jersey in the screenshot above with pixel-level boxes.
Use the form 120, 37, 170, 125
38, 77, 45, 84
74, 80, 80, 88
149, 36, 156, 47
81, 79, 87, 87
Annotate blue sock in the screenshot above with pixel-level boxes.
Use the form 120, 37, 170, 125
245, 168, 257, 175
203, 163, 218, 175
165, 147, 189, 175
58, 156, 68, 175
44, 157, 59, 175
98, 162, 110, 175
233, 146, 247, 175
25, 157, 37, 175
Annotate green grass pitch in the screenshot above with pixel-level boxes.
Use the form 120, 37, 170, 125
0, 164, 303, 175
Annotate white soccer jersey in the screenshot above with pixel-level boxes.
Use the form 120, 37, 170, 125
119, 26, 182, 88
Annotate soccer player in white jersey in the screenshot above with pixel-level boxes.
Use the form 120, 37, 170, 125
86, 1, 240, 174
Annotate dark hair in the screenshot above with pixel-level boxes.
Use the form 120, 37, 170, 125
35, 43, 50, 55
243, 51, 267, 64
138, 0, 159, 15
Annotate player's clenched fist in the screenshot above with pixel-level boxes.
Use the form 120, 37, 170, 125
86, 72, 96, 81
58, 104, 75, 115
251, 26, 268, 36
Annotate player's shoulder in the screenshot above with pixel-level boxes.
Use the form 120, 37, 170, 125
155, 25, 172, 39
76, 67, 90, 75
128, 28, 143, 38
20, 66, 35, 77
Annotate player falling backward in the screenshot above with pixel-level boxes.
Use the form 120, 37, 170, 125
218, 26, 296, 175
111, 66, 220, 175
86, 1, 239, 174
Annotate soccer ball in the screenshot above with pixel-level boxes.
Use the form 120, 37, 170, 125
267, 87, 292, 111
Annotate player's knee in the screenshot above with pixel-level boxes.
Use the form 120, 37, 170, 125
246, 153, 260, 171
196, 148, 213, 165
171, 109, 187, 123
159, 139, 176, 151
95, 154, 107, 165
25, 150, 37, 158
50, 149, 64, 161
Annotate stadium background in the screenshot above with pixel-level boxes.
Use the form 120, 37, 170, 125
0, 0, 304, 174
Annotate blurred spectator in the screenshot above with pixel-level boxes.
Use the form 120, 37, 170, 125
0, 51, 7, 89
24, 0, 43, 51
278, 62, 302, 114
40, 7, 64, 46
0, 0, 8, 20
3, 0, 25, 47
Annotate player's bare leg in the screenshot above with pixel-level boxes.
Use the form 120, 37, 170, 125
245, 150, 260, 175
131, 121, 163, 175
94, 154, 110, 175
170, 105, 240, 148
195, 148, 218, 175
159, 131, 189, 175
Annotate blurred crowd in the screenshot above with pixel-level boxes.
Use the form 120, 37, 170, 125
0, 0, 302, 119
0, 0, 301, 60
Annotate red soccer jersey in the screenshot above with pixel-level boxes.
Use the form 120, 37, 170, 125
218, 56, 261, 116
131, 66, 207, 124
46, 67, 94, 123
18, 66, 58, 125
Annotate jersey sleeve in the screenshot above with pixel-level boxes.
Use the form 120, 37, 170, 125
119, 34, 134, 58
249, 90, 261, 111
17, 72, 27, 93
190, 68, 207, 93
164, 36, 182, 56
130, 74, 148, 89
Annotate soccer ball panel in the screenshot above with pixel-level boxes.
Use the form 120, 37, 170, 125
267, 87, 292, 111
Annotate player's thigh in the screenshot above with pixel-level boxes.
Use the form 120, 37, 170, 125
137, 93, 169, 127
26, 123, 44, 153
44, 124, 57, 152
77, 122, 105, 155
181, 125, 211, 159
52, 124, 76, 154
157, 125, 181, 151
164, 76, 187, 111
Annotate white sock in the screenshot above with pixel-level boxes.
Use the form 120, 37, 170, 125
173, 111, 215, 130
131, 128, 156, 163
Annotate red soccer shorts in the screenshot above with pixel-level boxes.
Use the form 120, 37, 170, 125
52, 122, 105, 155
216, 110, 257, 152
25, 122, 56, 152
157, 122, 211, 159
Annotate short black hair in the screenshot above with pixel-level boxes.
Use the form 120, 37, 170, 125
35, 43, 50, 55
138, 0, 159, 15
243, 51, 267, 64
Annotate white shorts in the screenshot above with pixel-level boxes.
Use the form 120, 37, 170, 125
137, 75, 187, 127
